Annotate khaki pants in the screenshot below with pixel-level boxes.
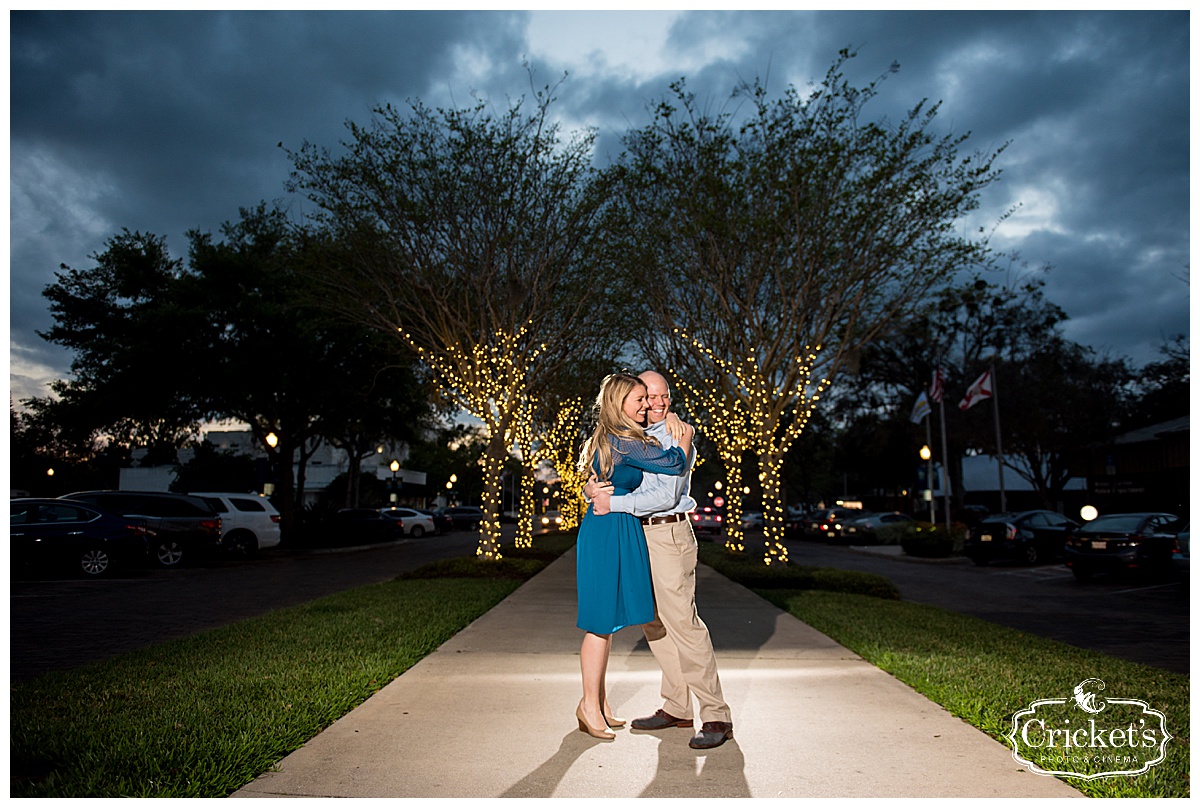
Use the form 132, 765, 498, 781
642, 518, 731, 724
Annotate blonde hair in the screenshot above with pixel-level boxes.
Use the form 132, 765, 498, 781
579, 372, 657, 481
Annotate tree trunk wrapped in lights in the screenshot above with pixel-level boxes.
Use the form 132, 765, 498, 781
673, 333, 828, 564
288, 81, 624, 561
539, 396, 589, 530
671, 370, 754, 554
614, 51, 1004, 565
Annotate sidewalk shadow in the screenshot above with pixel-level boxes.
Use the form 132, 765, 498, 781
499, 730, 601, 798
499, 729, 751, 798
638, 732, 750, 798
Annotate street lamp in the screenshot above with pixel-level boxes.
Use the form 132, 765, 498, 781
919, 445, 934, 523
265, 432, 278, 448
46, 468, 54, 477
389, 460, 400, 503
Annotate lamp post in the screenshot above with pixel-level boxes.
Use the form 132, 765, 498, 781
262, 432, 279, 496
920, 444, 935, 523
389, 460, 400, 504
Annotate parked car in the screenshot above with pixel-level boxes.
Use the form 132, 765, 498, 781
804, 508, 863, 540
1171, 524, 1189, 577
331, 508, 406, 543
437, 506, 486, 531
415, 507, 454, 535
378, 506, 436, 538
61, 490, 223, 568
11, 498, 150, 577
954, 504, 991, 528
1064, 512, 1182, 581
965, 510, 1079, 566
833, 511, 915, 544
740, 512, 765, 530
533, 510, 566, 535
690, 505, 725, 535
191, 492, 281, 557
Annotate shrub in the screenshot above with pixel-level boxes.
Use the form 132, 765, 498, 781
874, 522, 909, 545
900, 522, 959, 558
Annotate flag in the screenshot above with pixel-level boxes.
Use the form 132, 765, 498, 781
910, 390, 932, 423
959, 369, 993, 411
930, 366, 945, 403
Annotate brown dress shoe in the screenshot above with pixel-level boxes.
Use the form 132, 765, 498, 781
630, 709, 694, 730
689, 721, 734, 749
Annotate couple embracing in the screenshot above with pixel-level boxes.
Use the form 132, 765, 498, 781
573, 370, 733, 750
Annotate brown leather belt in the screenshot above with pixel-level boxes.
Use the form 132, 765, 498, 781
642, 512, 688, 526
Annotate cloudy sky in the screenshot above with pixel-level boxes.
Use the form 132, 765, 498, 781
9, 9, 1191, 404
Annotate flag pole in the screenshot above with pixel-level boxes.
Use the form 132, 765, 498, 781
938, 396, 951, 530
925, 414, 935, 523
991, 365, 1006, 512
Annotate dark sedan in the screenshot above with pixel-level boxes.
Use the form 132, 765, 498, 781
964, 510, 1079, 566
331, 508, 406, 544
415, 507, 454, 535
1064, 512, 1181, 581
11, 498, 150, 577
804, 507, 864, 540
436, 506, 485, 531
62, 490, 223, 568
833, 511, 915, 544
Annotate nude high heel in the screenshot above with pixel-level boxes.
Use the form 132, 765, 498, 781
603, 701, 626, 728
576, 701, 615, 739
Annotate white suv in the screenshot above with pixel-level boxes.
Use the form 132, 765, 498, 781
190, 492, 282, 556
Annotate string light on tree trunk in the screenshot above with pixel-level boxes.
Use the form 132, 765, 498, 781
670, 329, 830, 566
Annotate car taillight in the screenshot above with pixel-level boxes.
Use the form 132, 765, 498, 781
201, 518, 221, 532
271, 515, 281, 523
691, 514, 700, 521
715, 515, 722, 522
1005, 524, 1017, 541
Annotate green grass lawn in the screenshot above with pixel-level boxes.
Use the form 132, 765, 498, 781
11, 535, 1187, 798
700, 543, 1189, 799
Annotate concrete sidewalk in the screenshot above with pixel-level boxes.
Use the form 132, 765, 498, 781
232, 549, 1082, 798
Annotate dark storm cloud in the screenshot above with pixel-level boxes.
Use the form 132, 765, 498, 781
9, 9, 1188, 402
558, 10, 1190, 365
10, 9, 530, 398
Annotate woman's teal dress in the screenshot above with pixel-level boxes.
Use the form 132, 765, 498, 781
576, 436, 687, 634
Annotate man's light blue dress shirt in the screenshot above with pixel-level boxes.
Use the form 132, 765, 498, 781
608, 420, 697, 519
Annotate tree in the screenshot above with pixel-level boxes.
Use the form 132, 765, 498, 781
171, 440, 258, 494
987, 339, 1130, 508
831, 267, 1133, 512
613, 51, 1005, 563
37, 230, 209, 452
1125, 335, 1188, 429
287, 80, 625, 560
30, 204, 438, 541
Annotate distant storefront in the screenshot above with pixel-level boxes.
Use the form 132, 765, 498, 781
1072, 417, 1189, 521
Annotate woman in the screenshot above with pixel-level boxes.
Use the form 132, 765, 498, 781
574, 372, 694, 739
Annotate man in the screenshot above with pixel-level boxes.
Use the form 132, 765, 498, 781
589, 370, 733, 750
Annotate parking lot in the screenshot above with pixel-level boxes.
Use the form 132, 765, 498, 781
10, 526, 1188, 681
10, 531, 483, 681
781, 535, 1189, 675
